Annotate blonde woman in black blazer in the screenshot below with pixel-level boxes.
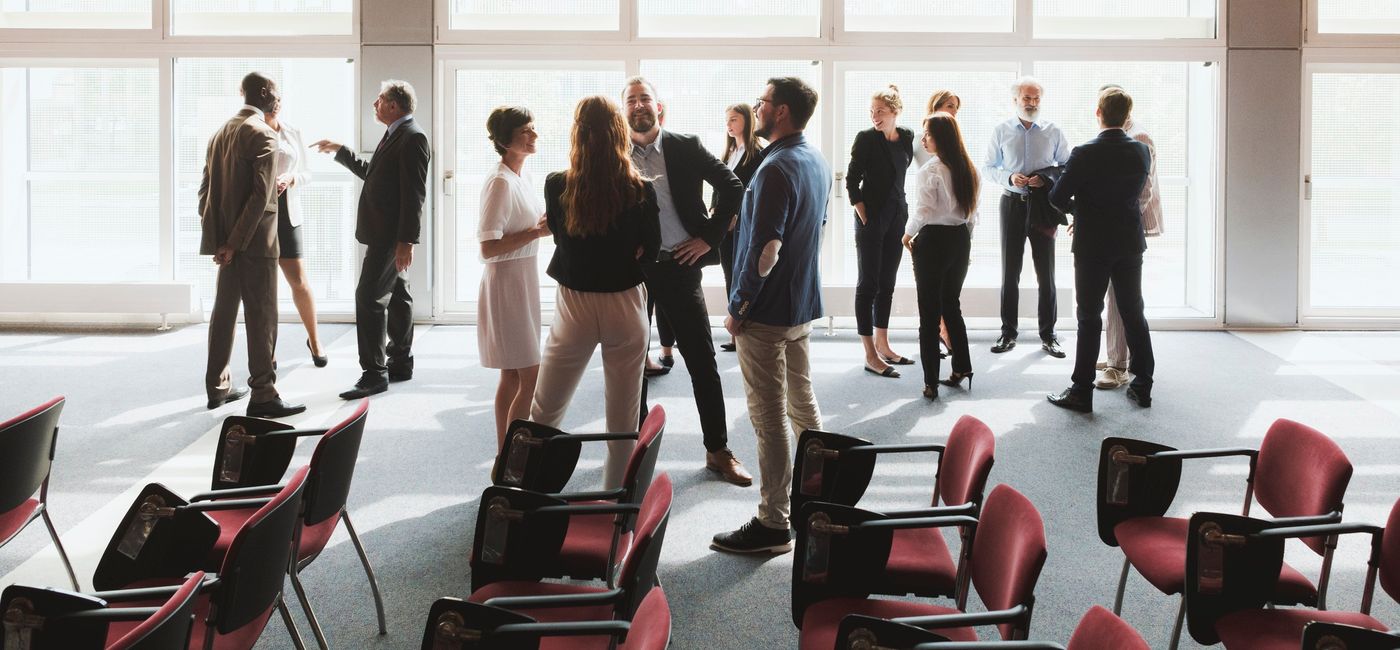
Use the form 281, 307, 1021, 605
846, 84, 915, 377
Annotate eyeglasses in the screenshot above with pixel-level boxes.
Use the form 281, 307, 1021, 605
755, 97, 773, 108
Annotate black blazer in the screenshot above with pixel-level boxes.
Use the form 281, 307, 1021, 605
652, 131, 743, 267
712, 145, 766, 226
1048, 129, 1152, 256
335, 118, 432, 247
845, 126, 915, 222
543, 172, 660, 293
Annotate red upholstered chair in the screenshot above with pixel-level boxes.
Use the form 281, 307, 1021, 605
0, 570, 204, 650
470, 409, 665, 590
1097, 419, 1354, 649
90, 469, 310, 650
183, 400, 382, 648
420, 586, 671, 650
791, 415, 996, 608
439, 474, 673, 650
1183, 498, 1400, 650
493, 406, 667, 497
1301, 622, 1400, 650
835, 605, 1148, 650
793, 484, 1047, 650
1, 396, 80, 590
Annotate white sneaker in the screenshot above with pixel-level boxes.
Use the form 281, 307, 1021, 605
1094, 367, 1130, 389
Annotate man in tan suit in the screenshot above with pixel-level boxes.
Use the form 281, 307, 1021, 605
200, 72, 305, 418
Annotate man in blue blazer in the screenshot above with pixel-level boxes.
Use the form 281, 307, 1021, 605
1046, 88, 1155, 413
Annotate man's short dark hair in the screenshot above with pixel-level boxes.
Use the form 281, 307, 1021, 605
1098, 87, 1132, 128
486, 105, 533, 156
240, 72, 276, 110
767, 76, 818, 130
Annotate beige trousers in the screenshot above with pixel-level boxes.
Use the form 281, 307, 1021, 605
531, 284, 648, 489
1104, 282, 1128, 370
736, 321, 823, 529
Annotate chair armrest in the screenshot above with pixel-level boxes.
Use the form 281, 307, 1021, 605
1263, 511, 1343, 528
534, 503, 640, 517
188, 484, 284, 503
59, 607, 162, 623
548, 488, 627, 502
256, 427, 330, 439
91, 575, 220, 602
848, 443, 946, 456
853, 515, 978, 532
895, 605, 1029, 631
183, 497, 272, 512
914, 643, 1065, 650
484, 588, 624, 610
567, 433, 639, 443
1148, 447, 1257, 462
495, 620, 630, 638
1255, 521, 1382, 542
881, 503, 978, 519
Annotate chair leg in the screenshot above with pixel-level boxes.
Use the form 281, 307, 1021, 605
277, 594, 308, 650
40, 508, 80, 590
1168, 595, 1186, 650
342, 509, 387, 635
1113, 556, 1131, 615
290, 570, 331, 650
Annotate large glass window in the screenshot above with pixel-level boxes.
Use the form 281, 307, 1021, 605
1034, 0, 1216, 40
844, 0, 1013, 34
1316, 0, 1400, 35
0, 0, 150, 30
173, 57, 357, 309
446, 63, 626, 307
447, 0, 619, 32
1307, 71, 1400, 311
169, 0, 354, 36
638, 0, 820, 38
0, 62, 159, 282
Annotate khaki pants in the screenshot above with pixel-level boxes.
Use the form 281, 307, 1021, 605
1104, 282, 1128, 370
531, 284, 648, 489
737, 321, 823, 529
206, 252, 279, 403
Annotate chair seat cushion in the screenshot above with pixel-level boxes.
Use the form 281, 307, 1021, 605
881, 526, 958, 596
206, 506, 339, 569
558, 507, 632, 580
1216, 608, 1387, 649
1115, 517, 1318, 602
105, 586, 275, 650
799, 597, 973, 650
0, 498, 40, 545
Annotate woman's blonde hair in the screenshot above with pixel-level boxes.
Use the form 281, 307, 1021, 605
561, 96, 648, 237
871, 84, 903, 114
926, 89, 960, 116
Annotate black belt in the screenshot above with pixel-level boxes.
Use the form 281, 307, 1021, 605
655, 249, 676, 263
1003, 191, 1031, 202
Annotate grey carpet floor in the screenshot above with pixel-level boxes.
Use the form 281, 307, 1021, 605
2, 324, 1398, 649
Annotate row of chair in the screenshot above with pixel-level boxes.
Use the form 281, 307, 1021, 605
1, 397, 384, 650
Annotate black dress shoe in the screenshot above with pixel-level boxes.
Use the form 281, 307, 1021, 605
644, 365, 670, 377
720, 342, 737, 352
659, 354, 674, 368
247, 398, 307, 418
1126, 385, 1153, 408
340, 375, 388, 400
207, 387, 249, 410
990, 336, 1017, 353
1042, 338, 1066, 358
1047, 388, 1093, 413
387, 356, 413, 381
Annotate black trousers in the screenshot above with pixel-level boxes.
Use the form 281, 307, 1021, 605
646, 295, 676, 349
356, 245, 414, 378
640, 258, 728, 452
998, 193, 1058, 342
1071, 252, 1154, 392
854, 207, 907, 336
719, 229, 737, 299
912, 225, 972, 387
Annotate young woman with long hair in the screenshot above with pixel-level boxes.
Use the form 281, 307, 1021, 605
903, 112, 979, 400
717, 102, 764, 352
530, 95, 660, 488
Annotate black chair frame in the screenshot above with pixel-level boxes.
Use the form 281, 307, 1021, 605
1, 396, 80, 591
1301, 622, 1400, 650
421, 598, 634, 650
0, 573, 204, 650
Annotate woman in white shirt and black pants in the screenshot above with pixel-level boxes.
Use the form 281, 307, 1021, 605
903, 112, 980, 400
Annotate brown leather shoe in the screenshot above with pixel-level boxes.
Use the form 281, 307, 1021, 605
706, 449, 753, 487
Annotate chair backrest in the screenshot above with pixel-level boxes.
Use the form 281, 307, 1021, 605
614, 473, 673, 620
1066, 606, 1148, 650
107, 571, 205, 650
968, 484, 1048, 640
1301, 622, 1400, 650
1255, 418, 1353, 555
935, 415, 996, 508
1378, 497, 1400, 605
302, 400, 369, 528
0, 396, 64, 513
1183, 511, 1288, 646
211, 466, 308, 636
620, 406, 666, 504
1094, 436, 1183, 547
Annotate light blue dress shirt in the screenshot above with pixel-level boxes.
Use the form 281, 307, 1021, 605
982, 117, 1071, 194
629, 130, 687, 251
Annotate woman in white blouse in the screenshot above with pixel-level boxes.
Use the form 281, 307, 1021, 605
479, 106, 550, 450
264, 102, 326, 367
903, 112, 980, 401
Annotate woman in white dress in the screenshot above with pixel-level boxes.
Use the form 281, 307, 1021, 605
264, 102, 327, 367
479, 106, 550, 451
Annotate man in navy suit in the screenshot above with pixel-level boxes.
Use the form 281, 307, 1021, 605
1046, 87, 1155, 413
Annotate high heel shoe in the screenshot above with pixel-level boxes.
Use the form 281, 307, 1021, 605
922, 385, 938, 401
308, 339, 328, 368
938, 371, 974, 390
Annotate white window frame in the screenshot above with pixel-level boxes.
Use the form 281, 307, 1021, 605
0, 1, 360, 45
0, 0, 161, 43
1304, 0, 1400, 47
161, 0, 360, 44
1298, 52, 1400, 326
